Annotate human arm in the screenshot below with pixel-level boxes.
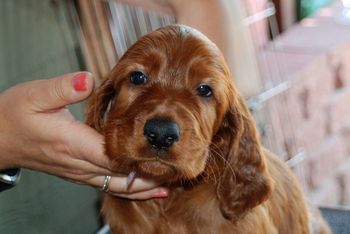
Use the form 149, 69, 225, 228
0, 72, 168, 199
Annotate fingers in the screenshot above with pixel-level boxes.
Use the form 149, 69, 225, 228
9, 72, 169, 201
86, 175, 169, 200
90, 175, 159, 192
27, 72, 94, 111
109, 187, 169, 200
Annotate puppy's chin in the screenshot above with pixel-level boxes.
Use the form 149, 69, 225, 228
134, 160, 179, 181
107, 140, 209, 182
111, 158, 190, 182
109, 151, 205, 183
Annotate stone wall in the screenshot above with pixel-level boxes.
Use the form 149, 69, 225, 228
259, 2, 350, 206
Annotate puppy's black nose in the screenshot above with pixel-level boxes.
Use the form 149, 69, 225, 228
144, 118, 180, 149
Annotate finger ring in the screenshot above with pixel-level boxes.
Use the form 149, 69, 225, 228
101, 175, 111, 192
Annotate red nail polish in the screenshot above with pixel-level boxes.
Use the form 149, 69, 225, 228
73, 72, 87, 91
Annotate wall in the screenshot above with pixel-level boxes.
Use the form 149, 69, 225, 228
261, 2, 350, 206
0, 1, 100, 233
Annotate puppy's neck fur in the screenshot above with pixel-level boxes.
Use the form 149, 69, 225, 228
103, 181, 232, 234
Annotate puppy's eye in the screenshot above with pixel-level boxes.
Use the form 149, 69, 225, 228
196, 84, 212, 97
130, 71, 148, 85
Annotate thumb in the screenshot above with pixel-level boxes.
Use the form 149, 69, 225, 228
29, 72, 94, 111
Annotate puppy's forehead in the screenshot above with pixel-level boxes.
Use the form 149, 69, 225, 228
138, 25, 218, 54
123, 25, 225, 74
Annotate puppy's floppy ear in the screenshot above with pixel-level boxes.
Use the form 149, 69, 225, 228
86, 78, 116, 132
213, 92, 273, 223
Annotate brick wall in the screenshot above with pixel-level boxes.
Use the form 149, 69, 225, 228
259, 1, 350, 206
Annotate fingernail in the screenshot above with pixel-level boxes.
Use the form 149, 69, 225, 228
153, 190, 169, 198
73, 72, 88, 91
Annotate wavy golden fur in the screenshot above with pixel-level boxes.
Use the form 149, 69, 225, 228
86, 25, 331, 234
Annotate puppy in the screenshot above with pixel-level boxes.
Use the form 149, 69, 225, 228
87, 25, 331, 234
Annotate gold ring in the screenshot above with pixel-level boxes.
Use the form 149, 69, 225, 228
101, 175, 111, 192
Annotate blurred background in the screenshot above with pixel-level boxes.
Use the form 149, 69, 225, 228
1, 0, 350, 233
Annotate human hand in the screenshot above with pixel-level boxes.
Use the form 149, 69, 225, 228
0, 72, 168, 199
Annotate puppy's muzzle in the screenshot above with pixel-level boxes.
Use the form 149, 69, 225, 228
143, 118, 180, 150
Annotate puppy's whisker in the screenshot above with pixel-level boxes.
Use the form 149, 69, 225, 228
204, 162, 216, 184
210, 143, 236, 181
207, 155, 219, 184
133, 116, 145, 122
